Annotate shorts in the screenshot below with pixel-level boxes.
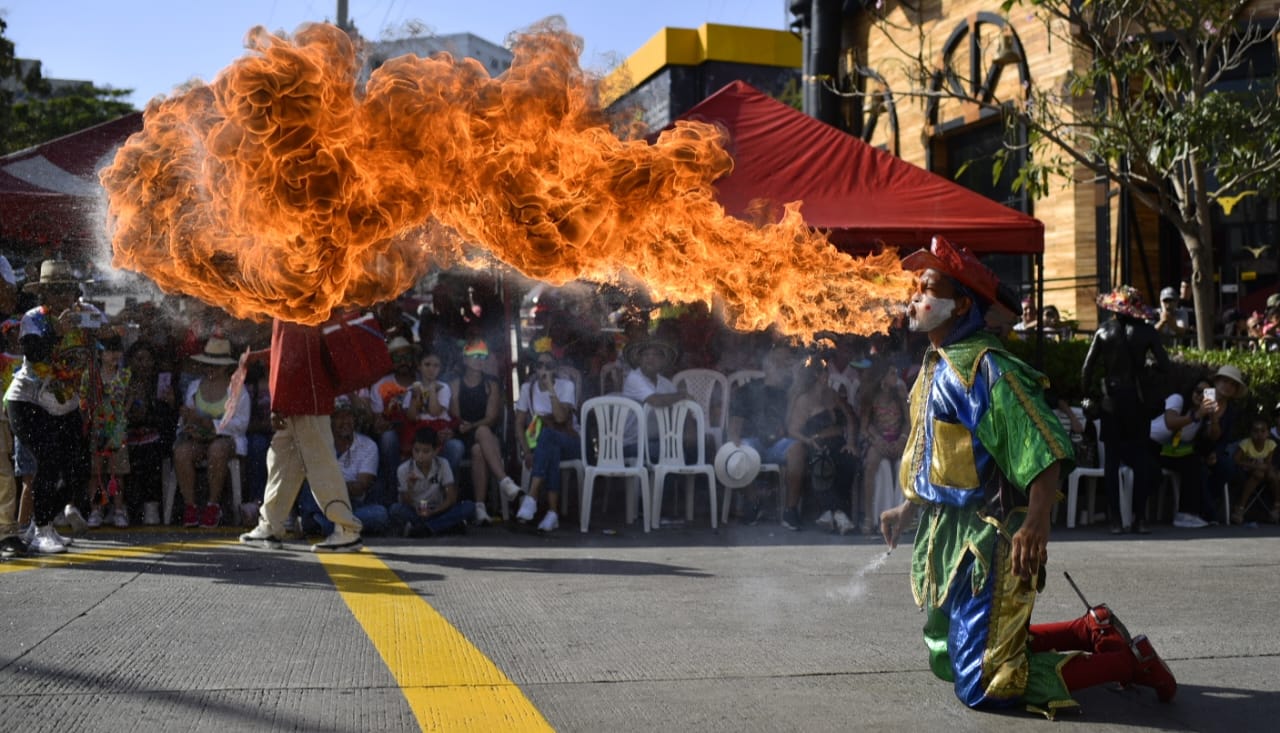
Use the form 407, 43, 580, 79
740, 436, 797, 466
99, 447, 131, 475
13, 438, 35, 477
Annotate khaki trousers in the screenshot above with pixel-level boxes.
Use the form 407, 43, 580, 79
0, 418, 16, 537
259, 414, 361, 535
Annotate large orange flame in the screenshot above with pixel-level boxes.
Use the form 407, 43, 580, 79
100, 21, 912, 337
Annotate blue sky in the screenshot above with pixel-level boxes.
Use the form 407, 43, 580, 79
2, 0, 791, 108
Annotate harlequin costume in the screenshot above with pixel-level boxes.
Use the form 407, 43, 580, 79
897, 237, 1177, 717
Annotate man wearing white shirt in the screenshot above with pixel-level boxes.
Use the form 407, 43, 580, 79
621, 339, 686, 453
297, 399, 389, 535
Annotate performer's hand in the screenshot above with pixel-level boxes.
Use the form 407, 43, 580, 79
1012, 469, 1058, 581
880, 501, 915, 550
1010, 514, 1051, 581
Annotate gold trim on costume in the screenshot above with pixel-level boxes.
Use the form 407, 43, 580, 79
1002, 368, 1072, 464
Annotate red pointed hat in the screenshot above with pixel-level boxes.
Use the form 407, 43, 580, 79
901, 235, 1001, 306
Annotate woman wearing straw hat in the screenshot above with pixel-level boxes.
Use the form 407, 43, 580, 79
173, 336, 251, 529
4, 260, 94, 554
1200, 363, 1249, 524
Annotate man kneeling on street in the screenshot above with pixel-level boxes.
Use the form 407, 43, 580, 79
880, 236, 1176, 717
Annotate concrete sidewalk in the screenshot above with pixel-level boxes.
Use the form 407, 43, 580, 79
1, 520, 1277, 732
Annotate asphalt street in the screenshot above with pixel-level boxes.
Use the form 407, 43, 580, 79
2, 511, 1278, 732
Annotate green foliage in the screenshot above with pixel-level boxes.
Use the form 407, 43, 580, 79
2, 89, 134, 154
1175, 346, 1280, 425
774, 77, 803, 112
1004, 337, 1279, 429
0, 17, 135, 155
1004, 336, 1092, 401
986, 2, 1280, 348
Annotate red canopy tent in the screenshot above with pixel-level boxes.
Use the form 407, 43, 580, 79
669, 81, 1043, 256
0, 112, 143, 252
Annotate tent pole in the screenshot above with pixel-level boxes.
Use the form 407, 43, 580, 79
1034, 253, 1044, 369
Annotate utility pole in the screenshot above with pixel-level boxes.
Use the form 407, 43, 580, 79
336, 0, 350, 32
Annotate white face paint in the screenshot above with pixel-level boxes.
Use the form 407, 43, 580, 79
908, 293, 956, 332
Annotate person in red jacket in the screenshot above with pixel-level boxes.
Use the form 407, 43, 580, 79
239, 319, 363, 552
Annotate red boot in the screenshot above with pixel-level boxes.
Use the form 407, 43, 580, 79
1086, 604, 1133, 653
1029, 605, 1130, 655
1130, 634, 1177, 702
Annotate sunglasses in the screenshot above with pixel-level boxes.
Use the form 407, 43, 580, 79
536, 360, 555, 370
466, 352, 489, 360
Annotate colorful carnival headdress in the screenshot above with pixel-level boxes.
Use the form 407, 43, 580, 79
1096, 285, 1155, 320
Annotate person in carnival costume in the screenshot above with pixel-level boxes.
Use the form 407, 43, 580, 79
879, 237, 1177, 717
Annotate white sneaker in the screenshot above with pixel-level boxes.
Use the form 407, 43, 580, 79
473, 503, 492, 526
537, 510, 559, 533
19, 520, 70, 546
112, 508, 130, 528
1172, 512, 1209, 529
64, 505, 89, 534
815, 510, 835, 532
142, 502, 162, 526
86, 508, 104, 528
834, 511, 855, 535
516, 495, 537, 522
51, 523, 74, 547
30, 525, 67, 554
498, 476, 521, 502
312, 527, 363, 553
239, 523, 284, 550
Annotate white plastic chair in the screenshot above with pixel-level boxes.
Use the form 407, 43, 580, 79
827, 373, 858, 409
579, 396, 651, 533
726, 369, 764, 391
872, 457, 902, 522
599, 361, 625, 396
1065, 420, 1104, 528
718, 456, 784, 525
162, 455, 243, 526
720, 369, 782, 523
1116, 464, 1188, 527
672, 369, 729, 449
557, 365, 583, 403
646, 400, 718, 529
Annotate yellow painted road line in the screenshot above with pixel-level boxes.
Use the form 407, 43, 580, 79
317, 550, 553, 733
0, 538, 227, 575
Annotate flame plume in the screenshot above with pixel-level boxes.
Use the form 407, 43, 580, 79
100, 21, 912, 336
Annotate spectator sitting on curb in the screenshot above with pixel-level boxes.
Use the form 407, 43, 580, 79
390, 426, 473, 537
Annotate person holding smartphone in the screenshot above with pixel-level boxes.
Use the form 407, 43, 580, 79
500, 342, 578, 532
1150, 378, 1213, 528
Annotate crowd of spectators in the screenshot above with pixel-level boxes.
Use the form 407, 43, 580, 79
1014, 279, 1280, 351
2, 257, 1277, 557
